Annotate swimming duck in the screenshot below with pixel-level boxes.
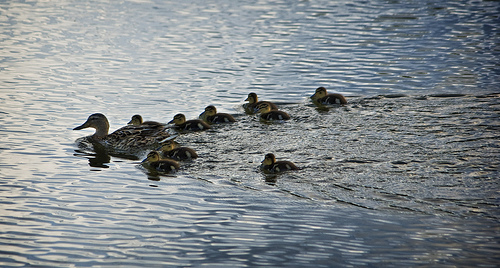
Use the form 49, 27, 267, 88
261, 153, 299, 173
127, 114, 164, 127
199, 105, 236, 124
244, 93, 278, 114
159, 140, 198, 161
73, 113, 170, 154
169, 113, 211, 131
141, 151, 180, 173
255, 102, 290, 121
310, 87, 347, 105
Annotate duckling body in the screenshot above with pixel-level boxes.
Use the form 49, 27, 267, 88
256, 103, 290, 121
159, 140, 198, 161
128, 114, 164, 127
311, 87, 347, 105
142, 151, 180, 173
73, 113, 170, 154
169, 113, 211, 131
244, 93, 278, 114
199, 105, 236, 124
261, 153, 299, 173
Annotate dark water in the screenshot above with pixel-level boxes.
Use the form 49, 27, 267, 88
1, 0, 499, 267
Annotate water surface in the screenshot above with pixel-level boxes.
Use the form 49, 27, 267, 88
1, 0, 499, 267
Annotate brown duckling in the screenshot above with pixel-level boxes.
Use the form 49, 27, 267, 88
141, 151, 180, 173
199, 105, 236, 124
127, 114, 164, 127
244, 92, 278, 114
159, 140, 198, 161
255, 102, 290, 121
168, 113, 211, 131
311, 87, 347, 105
261, 153, 299, 173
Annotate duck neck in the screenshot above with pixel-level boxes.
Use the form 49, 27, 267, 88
92, 122, 110, 139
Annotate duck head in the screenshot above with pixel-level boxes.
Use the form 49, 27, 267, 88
142, 151, 161, 163
204, 105, 217, 116
262, 153, 276, 166
128, 114, 143, 126
73, 113, 110, 139
168, 114, 186, 125
159, 140, 178, 153
245, 93, 258, 104
311, 87, 328, 101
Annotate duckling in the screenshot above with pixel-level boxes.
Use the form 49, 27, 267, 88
169, 113, 211, 131
261, 153, 299, 173
159, 140, 198, 161
199, 105, 236, 124
141, 151, 180, 173
73, 113, 171, 154
311, 87, 347, 105
256, 102, 290, 121
244, 92, 278, 114
127, 114, 164, 127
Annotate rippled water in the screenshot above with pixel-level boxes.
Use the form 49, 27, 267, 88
1, 0, 499, 267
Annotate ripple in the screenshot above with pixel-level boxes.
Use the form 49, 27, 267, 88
1, 0, 500, 267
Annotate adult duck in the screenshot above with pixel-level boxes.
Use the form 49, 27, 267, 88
73, 113, 171, 155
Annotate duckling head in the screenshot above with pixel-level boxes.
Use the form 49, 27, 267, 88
255, 102, 272, 114
143, 151, 161, 163
73, 113, 110, 139
311, 87, 328, 101
204, 105, 217, 116
128, 114, 143, 126
262, 153, 276, 166
159, 140, 176, 152
245, 93, 258, 104
168, 114, 186, 125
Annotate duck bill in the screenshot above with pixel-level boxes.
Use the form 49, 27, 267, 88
199, 111, 206, 120
127, 119, 134, 125
168, 119, 175, 124
73, 121, 90, 130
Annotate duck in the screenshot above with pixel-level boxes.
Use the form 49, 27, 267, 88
141, 151, 180, 173
73, 113, 171, 154
310, 87, 347, 105
169, 113, 211, 131
255, 102, 290, 121
261, 153, 299, 173
158, 140, 198, 161
199, 105, 236, 124
244, 92, 278, 114
127, 114, 164, 127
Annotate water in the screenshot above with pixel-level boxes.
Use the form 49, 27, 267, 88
1, 0, 499, 266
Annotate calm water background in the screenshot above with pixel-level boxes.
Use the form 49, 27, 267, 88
1, 0, 499, 267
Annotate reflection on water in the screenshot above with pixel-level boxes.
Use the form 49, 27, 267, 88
1, 0, 499, 266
